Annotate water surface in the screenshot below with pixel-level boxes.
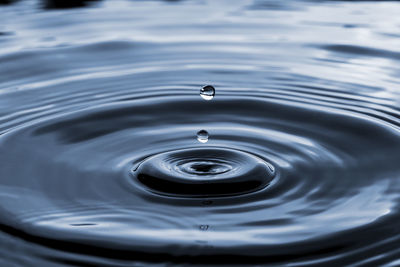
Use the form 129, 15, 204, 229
1, 0, 400, 266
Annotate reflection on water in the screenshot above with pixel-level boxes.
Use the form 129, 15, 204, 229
1, 0, 400, 266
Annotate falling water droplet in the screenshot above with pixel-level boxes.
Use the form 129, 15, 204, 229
197, 130, 209, 143
200, 85, 215, 100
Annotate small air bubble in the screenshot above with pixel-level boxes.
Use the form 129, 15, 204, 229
200, 85, 215, 100
199, 225, 209, 231
197, 130, 209, 143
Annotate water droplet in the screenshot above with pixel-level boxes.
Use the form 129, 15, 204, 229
200, 85, 215, 100
197, 130, 209, 143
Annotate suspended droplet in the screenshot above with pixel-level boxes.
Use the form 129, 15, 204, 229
197, 130, 209, 143
200, 85, 215, 100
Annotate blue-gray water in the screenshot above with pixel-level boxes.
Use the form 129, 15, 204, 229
1, 0, 400, 266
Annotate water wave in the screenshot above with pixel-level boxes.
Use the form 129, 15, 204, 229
1, 0, 400, 266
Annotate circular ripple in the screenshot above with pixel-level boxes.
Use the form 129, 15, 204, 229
2, 0, 400, 265
134, 147, 275, 197
0, 92, 400, 266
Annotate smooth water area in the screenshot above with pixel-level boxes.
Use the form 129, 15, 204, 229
1, 0, 400, 266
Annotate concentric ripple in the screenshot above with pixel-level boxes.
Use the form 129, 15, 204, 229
1, 94, 400, 265
134, 147, 275, 197
1, 0, 400, 266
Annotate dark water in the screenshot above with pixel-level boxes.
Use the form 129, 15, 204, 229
1, 0, 400, 266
